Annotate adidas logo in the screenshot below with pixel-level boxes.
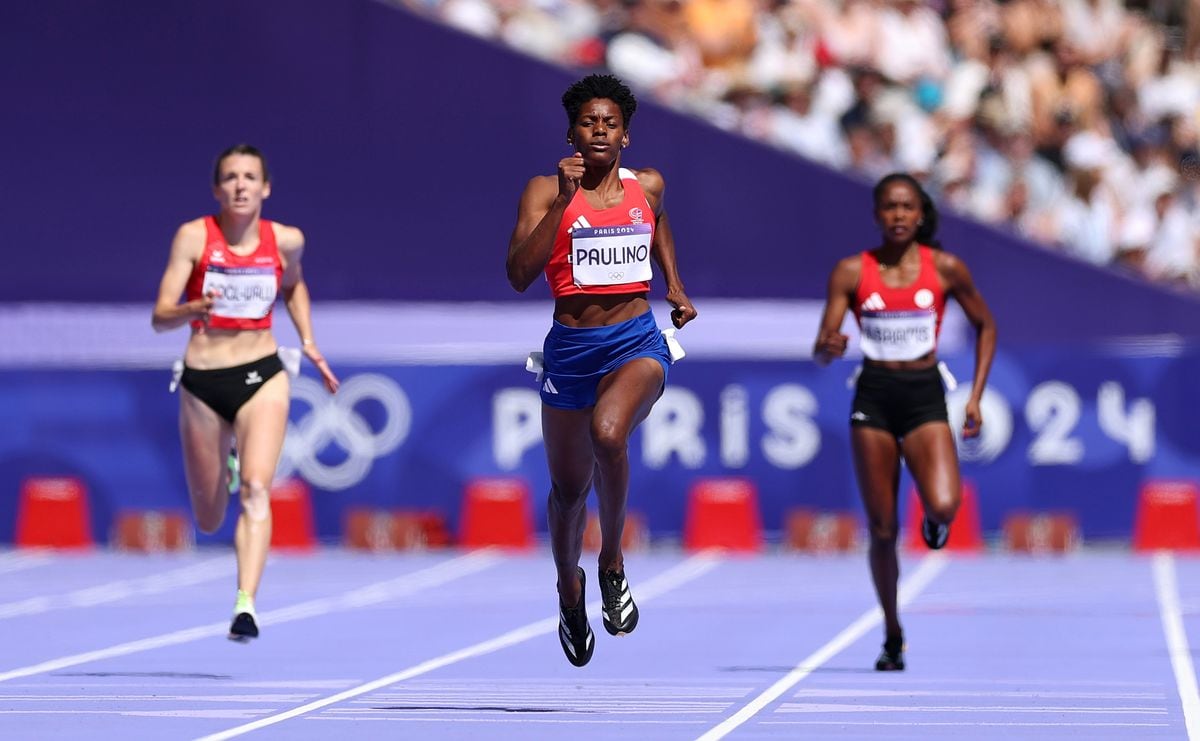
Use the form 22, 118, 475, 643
566, 215, 592, 234
542, 378, 559, 395
245, 371, 263, 386
862, 292, 886, 311
851, 411, 870, 422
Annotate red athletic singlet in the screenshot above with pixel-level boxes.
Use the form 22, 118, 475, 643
852, 246, 946, 361
185, 216, 283, 331
545, 168, 656, 298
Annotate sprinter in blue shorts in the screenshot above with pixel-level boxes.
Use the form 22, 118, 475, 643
506, 74, 697, 667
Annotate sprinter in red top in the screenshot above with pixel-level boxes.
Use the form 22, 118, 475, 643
814, 172, 997, 672
507, 74, 697, 668
152, 145, 339, 642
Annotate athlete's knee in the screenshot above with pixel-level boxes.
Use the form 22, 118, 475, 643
194, 507, 226, 535
239, 479, 272, 523
590, 418, 629, 463
867, 518, 899, 544
548, 480, 589, 511
922, 487, 960, 524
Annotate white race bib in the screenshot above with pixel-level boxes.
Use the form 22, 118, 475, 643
570, 224, 653, 286
859, 310, 936, 361
201, 265, 277, 319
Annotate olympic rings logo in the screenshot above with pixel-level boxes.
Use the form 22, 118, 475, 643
608, 271, 624, 280
276, 374, 411, 490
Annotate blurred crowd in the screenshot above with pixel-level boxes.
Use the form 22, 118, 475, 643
399, 0, 1200, 291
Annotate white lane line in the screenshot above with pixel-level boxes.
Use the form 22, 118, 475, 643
194, 552, 722, 741
0, 558, 230, 619
0, 551, 499, 684
0, 552, 54, 575
758, 720, 1169, 728
1153, 552, 1200, 740
695, 553, 948, 741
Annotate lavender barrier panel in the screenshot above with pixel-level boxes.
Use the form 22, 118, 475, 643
3, 0, 1199, 343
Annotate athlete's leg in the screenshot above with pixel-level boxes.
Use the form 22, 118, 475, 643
901, 421, 961, 526
179, 390, 235, 534
591, 357, 664, 573
543, 405, 596, 607
231, 372, 290, 599
851, 425, 903, 641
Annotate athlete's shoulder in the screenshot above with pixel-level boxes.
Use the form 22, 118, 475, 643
929, 247, 966, 275
172, 218, 208, 256
632, 166, 664, 193
271, 221, 305, 252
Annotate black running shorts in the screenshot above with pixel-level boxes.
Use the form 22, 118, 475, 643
180, 353, 285, 424
850, 363, 948, 439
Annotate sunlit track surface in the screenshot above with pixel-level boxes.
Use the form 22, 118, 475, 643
0, 549, 1195, 739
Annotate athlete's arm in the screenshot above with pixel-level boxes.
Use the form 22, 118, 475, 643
939, 251, 996, 438
151, 220, 212, 332
638, 168, 696, 329
507, 153, 588, 292
813, 257, 859, 366
278, 224, 339, 394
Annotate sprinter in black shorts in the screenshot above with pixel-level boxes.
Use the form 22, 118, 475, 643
814, 173, 997, 671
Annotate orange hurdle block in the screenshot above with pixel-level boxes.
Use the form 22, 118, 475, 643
904, 480, 983, 552
269, 478, 316, 551
16, 477, 93, 549
111, 510, 195, 552
1133, 480, 1200, 551
459, 477, 534, 549
1002, 512, 1080, 554
344, 509, 451, 551
683, 477, 763, 552
583, 510, 649, 552
785, 509, 860, 553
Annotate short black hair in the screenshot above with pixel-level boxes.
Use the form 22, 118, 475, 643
562, 74, 637, 128
873, 172, 941, 247
213, 144, 270, 185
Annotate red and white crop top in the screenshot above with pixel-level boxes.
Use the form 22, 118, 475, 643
185, 216, 283, 331
544, 168, 655, 298
852, 246, 946, 361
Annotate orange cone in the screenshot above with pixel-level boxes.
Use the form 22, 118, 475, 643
683, 477, 763, 552
785, 509, 860, 553
16, 477, 93, 549
344, 509, 451, 551
1002, 512, 1080, 553
111, 510, 195, 552
1133, 480, 1200, 551
459, 477, 534, 549
269, 478, 317, 551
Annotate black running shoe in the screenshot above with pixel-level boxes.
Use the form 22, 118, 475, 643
557, 567, 594, 667
921, 515, 949, 550
228, 612, 259, 643
598, 568, 639, 636
875, 635, 905, 671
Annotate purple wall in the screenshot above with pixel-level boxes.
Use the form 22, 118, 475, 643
4, 0, 1199, 343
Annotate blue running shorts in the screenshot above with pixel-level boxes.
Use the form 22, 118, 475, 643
539, 310, 671, 410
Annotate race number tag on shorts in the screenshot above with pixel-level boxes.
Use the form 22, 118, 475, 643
201, 265, 277, 319
859, 310, 936, 361
570, 224, 653, 286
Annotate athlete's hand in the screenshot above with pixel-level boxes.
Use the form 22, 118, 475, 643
962, 397, 983, 439
813, 329, 848, 366
303, 343, 340, 394
189, 291, 216, 325
666, 289, 697, 329
557, 152, 584, 202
